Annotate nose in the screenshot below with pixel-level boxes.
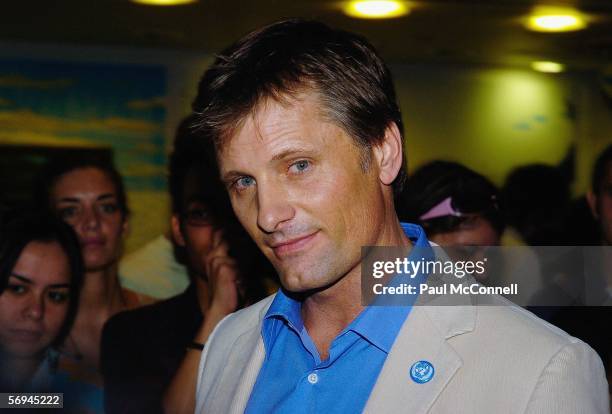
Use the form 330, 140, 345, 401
257, 182, 295, 233
82, 206, 101, 231
24, 294, 44, 321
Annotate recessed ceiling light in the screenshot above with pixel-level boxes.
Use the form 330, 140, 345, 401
531, 61, 565, 73
526, 7, 587, 32
130, 0, 197, 6
344, 1, 410, 19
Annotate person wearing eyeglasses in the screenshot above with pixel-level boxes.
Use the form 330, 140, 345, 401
100, 116, 271, 414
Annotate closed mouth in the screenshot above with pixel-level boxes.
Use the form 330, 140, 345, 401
10, 329, 43, 341
82, 238, 105, 247
269, 231, 319, 257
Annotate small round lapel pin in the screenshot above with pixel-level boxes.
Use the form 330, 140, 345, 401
410, 360, 435, 384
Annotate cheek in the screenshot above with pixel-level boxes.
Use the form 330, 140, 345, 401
599, 196, 612, 221
185, 227, 215, 255
470, 221, 500, 246
0, 296, 21, 344
445, 228, 499, 247
44, 303, 69, 333
481, 230, 500, 246
69, 224, 86, 241
301, 175, 342, 213
298, 164, 374, 226
0, 297, 18, 328
456, 230, 488, 246
230, 194, 257, 231
106, 215, 125, 237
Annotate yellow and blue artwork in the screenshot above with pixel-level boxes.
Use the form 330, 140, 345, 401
0, 59, 166, 192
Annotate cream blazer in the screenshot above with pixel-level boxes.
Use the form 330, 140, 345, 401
195, 290, 609, 414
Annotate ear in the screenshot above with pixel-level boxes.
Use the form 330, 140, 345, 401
586, 191, 599, 219
171, 214, 187, 247
121, 217, 130, 237
373, 122, 404, 186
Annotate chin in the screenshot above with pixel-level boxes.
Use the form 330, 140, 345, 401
279, 272, 310, 293
85, 259, 115, 272
279, 271, 328, 294
4, 343, 45, 359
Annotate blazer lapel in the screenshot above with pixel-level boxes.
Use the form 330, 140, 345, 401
227, 332, 265, 414
207, 299, 272, 414
364, 302, 476, 414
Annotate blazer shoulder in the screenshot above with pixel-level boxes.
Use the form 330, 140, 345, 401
466, 297, 606, 385
475, 296, 583, 349
206, 293, 276, 348
423, 298, 608, 413
196, 294, 275, 411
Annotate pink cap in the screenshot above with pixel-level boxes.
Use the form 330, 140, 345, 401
419, 197, 462, 221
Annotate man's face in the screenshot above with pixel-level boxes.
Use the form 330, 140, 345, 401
218, 93, 389, 293
175, 200, 216, 277
172, 171, 217, 278
429, 216, 500, 251
429, 216, 499, 276
590, 163, 612, 245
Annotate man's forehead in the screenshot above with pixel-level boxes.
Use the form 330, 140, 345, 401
216, 93, 325, 159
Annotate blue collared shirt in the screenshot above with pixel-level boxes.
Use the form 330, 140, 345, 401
245, 223, 432, 414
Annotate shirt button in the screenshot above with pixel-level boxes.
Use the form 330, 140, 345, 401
307, 373, 318, 384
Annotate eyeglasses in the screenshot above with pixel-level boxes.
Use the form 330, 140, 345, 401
181, 207, 213, 227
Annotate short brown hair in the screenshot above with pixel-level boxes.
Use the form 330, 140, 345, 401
191, 19, 406, 194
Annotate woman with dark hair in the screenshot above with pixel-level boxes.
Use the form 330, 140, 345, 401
0, 209, 83, 391
36, 157, 153, 381
396, 161, 504, 260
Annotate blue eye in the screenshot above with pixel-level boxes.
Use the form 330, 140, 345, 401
235, 176, 255, 190
291, 160, 310, 173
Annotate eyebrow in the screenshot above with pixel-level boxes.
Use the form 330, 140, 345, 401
97, 194, 116, 202
10, 274, 70, 289
10, 274, 32, 284
57, 193, 116, 203
57, 197, 80, 204
270, 147, 314, 162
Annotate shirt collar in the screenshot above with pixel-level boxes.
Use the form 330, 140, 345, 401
265, 289, 304, 332
263, 222, 432, 353
348, 223, 432, 352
